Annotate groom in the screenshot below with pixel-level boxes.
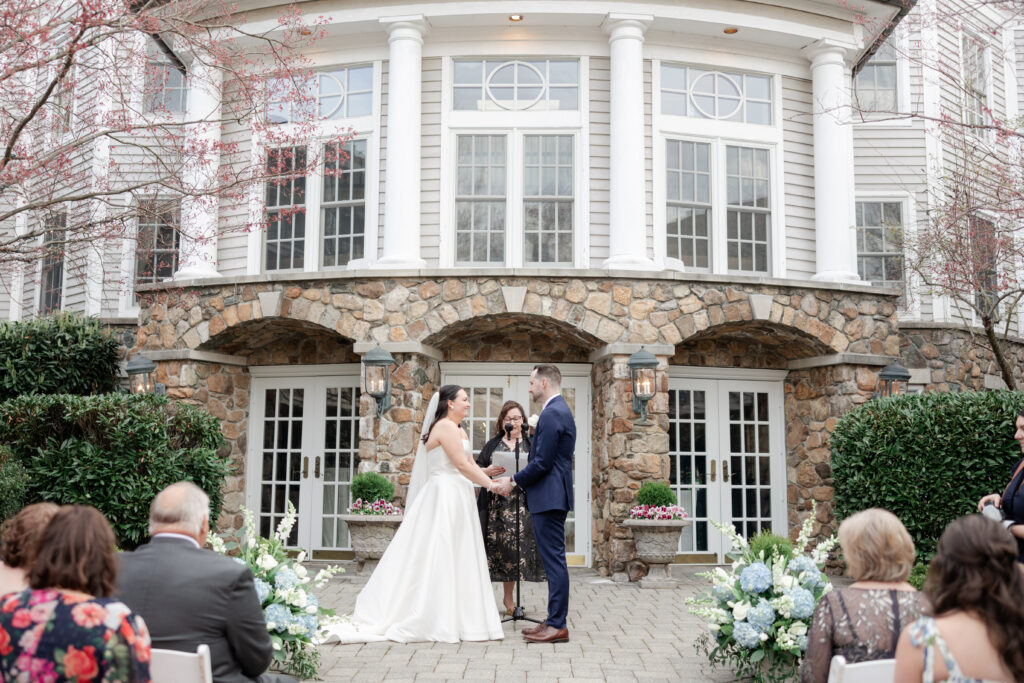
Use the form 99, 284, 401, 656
494, 364, 576, 644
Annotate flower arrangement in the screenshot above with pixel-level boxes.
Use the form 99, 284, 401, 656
686, 502, 838, 683
527, 413, 539, 429
210, 502, 343, 679
347, 498, 403, 515
628, 503, 688, 520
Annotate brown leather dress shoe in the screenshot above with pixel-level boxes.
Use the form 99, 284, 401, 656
521, 623, 546, 636
523, 625, 569, 643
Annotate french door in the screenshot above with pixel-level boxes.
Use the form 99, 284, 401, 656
667, 371, 786, 564
246, 366, 362, 560
442, 363, 592, 567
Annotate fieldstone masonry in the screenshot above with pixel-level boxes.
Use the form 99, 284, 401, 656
133, 273, 905, 572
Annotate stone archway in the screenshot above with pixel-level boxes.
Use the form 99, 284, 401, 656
672, 320, 834, 368
424, 313, 604, 361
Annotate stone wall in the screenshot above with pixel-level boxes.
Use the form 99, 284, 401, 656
900, 323, 1024, 391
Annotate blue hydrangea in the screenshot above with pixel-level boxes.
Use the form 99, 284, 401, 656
787, 555, 817, 576
298, 613, 319, 639
253, 578, 271, 604
795, 634, 809, 651
739, 562, 772, 594
274, 567, 300, 591
305, 592, 319, 611
263, 603, 291, 632
232, 557, 248, 567
786, 586, 816, 619
733, 621, 763, 649
713, 583, 736, 603
746, 599, 776, 633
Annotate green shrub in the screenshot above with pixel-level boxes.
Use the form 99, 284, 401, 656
908, 561, 929, 590
0, 313, 120, 401
0, 393, 230, 549
831, 390, 1024, 560
0, 448, 28, 523
351, 471, 395, 503
636, 480, 676, 507
748, 531, 794, 562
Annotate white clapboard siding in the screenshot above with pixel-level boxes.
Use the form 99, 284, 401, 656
588, 56, 610, 266
376, 61, 388, 261
217, 75, 255, 277
781, 75, 816, 280
420, 57, 442, 265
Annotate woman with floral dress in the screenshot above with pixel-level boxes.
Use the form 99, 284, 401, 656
0, 505, 151, 682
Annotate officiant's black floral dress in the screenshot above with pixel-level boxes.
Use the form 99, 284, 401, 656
484, 441, 546, 583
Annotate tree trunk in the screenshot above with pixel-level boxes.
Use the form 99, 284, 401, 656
981, 314, 1017, 390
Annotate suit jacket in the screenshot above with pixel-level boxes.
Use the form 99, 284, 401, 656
115, 536, 274, 683
513, 395, 576, 514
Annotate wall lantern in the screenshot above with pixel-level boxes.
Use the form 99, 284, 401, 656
125, 355, 165, 395
627, 346, 659, 423
873, 361, 911, 398
362, 344, 397, 416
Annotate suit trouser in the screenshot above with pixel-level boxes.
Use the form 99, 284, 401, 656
530, 509, 569, 629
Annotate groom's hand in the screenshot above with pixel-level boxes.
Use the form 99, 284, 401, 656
491, 477, 514, 496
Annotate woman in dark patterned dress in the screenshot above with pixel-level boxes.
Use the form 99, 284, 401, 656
475, 401, 546, 616
0, 505, 152, 683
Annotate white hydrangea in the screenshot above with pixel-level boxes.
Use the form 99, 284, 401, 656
288, 589, 309, 608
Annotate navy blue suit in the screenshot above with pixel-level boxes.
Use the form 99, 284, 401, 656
513, 394, 576, 629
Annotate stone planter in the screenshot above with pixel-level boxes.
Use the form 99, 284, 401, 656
338, 514, 403, 574
623, 518, 691, 589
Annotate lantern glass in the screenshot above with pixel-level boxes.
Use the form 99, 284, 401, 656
363, 364, 388, 398
873, 362, 911, 398
129, 372, 153, 395
632, 367, 656, 400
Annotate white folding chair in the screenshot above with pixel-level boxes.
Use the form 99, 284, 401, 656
150, 644, 213, 683
827, 655, 896, 683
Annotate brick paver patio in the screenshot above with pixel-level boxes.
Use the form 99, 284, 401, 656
315, 566, 742, 682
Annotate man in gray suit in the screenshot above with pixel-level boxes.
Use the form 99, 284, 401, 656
116, 482, 295, 683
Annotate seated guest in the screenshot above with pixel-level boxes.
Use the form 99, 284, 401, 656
0, 502, 59, 594
801, 508, 927, 683
116, 482, 295, 683
894, 515, 1024, 682
0, 505, 152, 682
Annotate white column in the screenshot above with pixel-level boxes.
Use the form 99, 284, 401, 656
602, 14, 654, 270
175, 55, 222, 280
803, 39, 859, 282
376, 16, 429, 268
8, 201, 28, 321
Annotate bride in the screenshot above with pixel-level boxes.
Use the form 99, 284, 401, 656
322, 385, 506, 643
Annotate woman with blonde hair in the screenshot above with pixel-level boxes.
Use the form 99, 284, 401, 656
800, 508, 927, 683
0, 502, 59, 594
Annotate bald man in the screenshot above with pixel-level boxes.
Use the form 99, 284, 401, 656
116, 482, 296, 683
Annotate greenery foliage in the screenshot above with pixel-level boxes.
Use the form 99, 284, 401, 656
908, 562, 929, 591
0, 393, 229, 548
350, 471, 395, 504
0, 313, 120, 401
831, 391, 1024, 559
748, 531, 795, 563
0, 448, 28, 523
636, 480, 676, 507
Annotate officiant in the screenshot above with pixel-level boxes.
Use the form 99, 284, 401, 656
476, 400, 547, 616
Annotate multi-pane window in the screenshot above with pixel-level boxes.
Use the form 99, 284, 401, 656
856, 201, 904, 288
144, 38, 187, 114
666, 140, 711, 269
135, 200, 180, 287
39, 215, 65, 315
726, 146, 771, 273
322, 140, 366, 267
855, 40, 898, 111
962, 33, 988, 128
264, 146, 307, 271
524, 135, 573, 265
267, 65, 373, 123
453, 59, 579, 111
971, 215, 999, 318
455, 135, 507, 264
661, 64, 772, 125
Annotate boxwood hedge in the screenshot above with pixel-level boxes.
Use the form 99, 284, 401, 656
0, 393, 230, 548
831, 390, 1024, 559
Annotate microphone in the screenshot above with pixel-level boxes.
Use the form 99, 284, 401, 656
503, 422, 514, 436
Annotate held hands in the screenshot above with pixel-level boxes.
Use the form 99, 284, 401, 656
978, 493, 1002, 512
491, 477, 514, 497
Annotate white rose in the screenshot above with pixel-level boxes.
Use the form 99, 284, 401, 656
528, 414, 539, 428
789, 621, 808, 637
760, 632, 769, 642
294, 564, 308, 579
256, 554, 278, 571
731, 601, 752, 621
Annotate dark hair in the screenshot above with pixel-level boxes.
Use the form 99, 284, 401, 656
28, 505, 118, 597
493, 401, 527, 438
1017, 409, 1024, 420
0, 503, 60, 568
421, 385, 464, 444
924, 515, 1024, 680
532, 364, 561, 387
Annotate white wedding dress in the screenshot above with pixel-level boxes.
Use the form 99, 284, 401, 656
322, 439, 503, 643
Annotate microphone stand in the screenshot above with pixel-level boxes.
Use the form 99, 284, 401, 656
502, 427, 542, 625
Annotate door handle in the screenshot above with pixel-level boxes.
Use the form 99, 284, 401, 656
302, 456, 309, 479
314, 456, 321, 479
710, 459, 716, 483
723, 460, 729, 482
